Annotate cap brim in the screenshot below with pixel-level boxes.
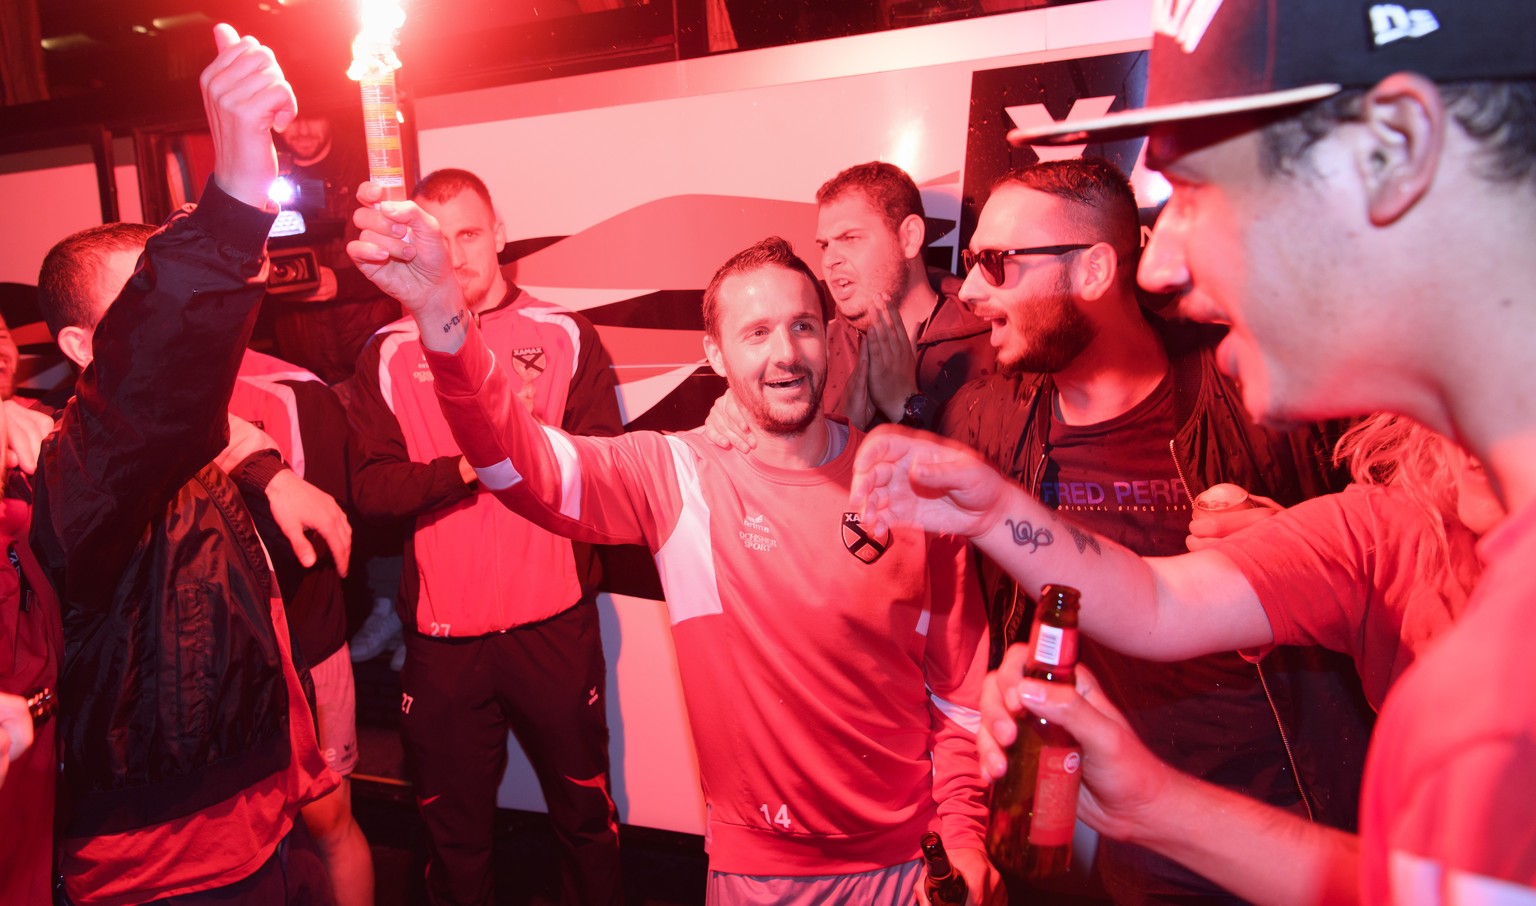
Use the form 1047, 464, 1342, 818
1006, 83, 1343, 147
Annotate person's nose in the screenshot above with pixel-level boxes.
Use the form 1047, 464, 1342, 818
957, 263, 989, 311
1137, 216, 1191, 298
768, 326, 797, 364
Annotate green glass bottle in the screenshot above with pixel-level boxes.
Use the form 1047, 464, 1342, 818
985, 583, 1082, 881
920, 831, 969, 906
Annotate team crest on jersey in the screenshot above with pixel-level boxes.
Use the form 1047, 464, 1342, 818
841, 513, 890, 565
510, 347, 546, 383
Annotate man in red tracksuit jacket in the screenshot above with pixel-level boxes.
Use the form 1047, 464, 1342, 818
347, 168, 623, 906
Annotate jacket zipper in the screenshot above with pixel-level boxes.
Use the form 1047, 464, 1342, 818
1167, 439, 1315, 823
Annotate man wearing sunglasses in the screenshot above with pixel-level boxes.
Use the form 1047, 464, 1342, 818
938, 158, 1372, 903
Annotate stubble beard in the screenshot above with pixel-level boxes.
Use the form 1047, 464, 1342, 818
999, 273, 1096, 376
841, 258, 914, 331
746, 369, 825, 437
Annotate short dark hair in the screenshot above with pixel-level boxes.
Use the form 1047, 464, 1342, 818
815, 162, 925, 234
413, 167, 496, 211
991, 158, 1141, 280
702, 237, 822, 339
1262, 79, 1536, 186
37, 222, 157, 339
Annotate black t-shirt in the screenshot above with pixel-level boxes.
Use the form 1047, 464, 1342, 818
1041, 372, 1298, 898
1039, 370, 1191, 556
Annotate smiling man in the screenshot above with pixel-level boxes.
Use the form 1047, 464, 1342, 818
994, 1, 1536, 902
350, 216, 1001, 904
705, 163, 993, 449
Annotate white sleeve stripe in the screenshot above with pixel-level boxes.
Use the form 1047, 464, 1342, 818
1392, 849, 1536, 905
474, 458, 522, 491
654, 436, 724, 624
519, 298, 584, 386
377, 328, 418, 417
543, 427, 583, 520
1449, 870, 1536, 905
483, 347, 499, 385
929, 689, 980, 735
916, 607, 932, 637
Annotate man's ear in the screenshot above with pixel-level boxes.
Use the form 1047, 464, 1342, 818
1354, 72, 1445, 226
1074, 242, 1120, 303
702, 334, 725, 378
56, 325, 94, 370
897, 213, 926, 261
494, 219, 507, 255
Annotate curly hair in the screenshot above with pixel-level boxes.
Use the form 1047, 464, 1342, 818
1332, 412, 1465, 555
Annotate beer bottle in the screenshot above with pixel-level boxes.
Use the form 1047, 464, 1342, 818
985, 583, 1082, 881
920, 831, 969, 906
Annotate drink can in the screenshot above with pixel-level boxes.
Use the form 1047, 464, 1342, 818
1193, 483, 1257, 513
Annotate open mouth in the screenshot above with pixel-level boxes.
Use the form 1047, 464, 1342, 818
764, 375, 806, 391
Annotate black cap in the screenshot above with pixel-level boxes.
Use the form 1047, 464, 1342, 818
1009, 0, 1536, 147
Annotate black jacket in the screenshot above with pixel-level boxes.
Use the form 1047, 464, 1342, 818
34, 184, 295, 839
940, 315, 1373, 839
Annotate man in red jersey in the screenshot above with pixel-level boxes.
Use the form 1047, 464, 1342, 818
352, 201, 1002, 904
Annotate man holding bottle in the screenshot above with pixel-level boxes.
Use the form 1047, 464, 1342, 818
879, 0, 1536, 901
937, 157, 1372, 902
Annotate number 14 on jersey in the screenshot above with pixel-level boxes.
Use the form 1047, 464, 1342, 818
759, 803, 791, 829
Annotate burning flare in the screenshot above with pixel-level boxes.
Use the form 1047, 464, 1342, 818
348, 0, 407, 201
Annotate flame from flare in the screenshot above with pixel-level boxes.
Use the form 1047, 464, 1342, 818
347, 0, 405, 80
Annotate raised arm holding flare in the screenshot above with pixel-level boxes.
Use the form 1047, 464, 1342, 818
352, 193, 1000, 903
38, 25, 341, 905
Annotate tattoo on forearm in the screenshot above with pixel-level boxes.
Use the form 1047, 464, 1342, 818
442, 309, 470, 334
1067, 525, 1101, 556
1006, 519, 1054, 553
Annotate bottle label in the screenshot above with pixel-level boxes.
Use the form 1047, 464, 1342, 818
1028, 744, 1082, 847
1032, 625, 1078, 667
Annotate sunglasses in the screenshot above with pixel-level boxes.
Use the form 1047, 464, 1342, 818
961, 244, 1093, 287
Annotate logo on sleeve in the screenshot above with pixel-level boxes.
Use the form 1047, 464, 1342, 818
842, 513, 890, 564
510, 347, 546, 383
